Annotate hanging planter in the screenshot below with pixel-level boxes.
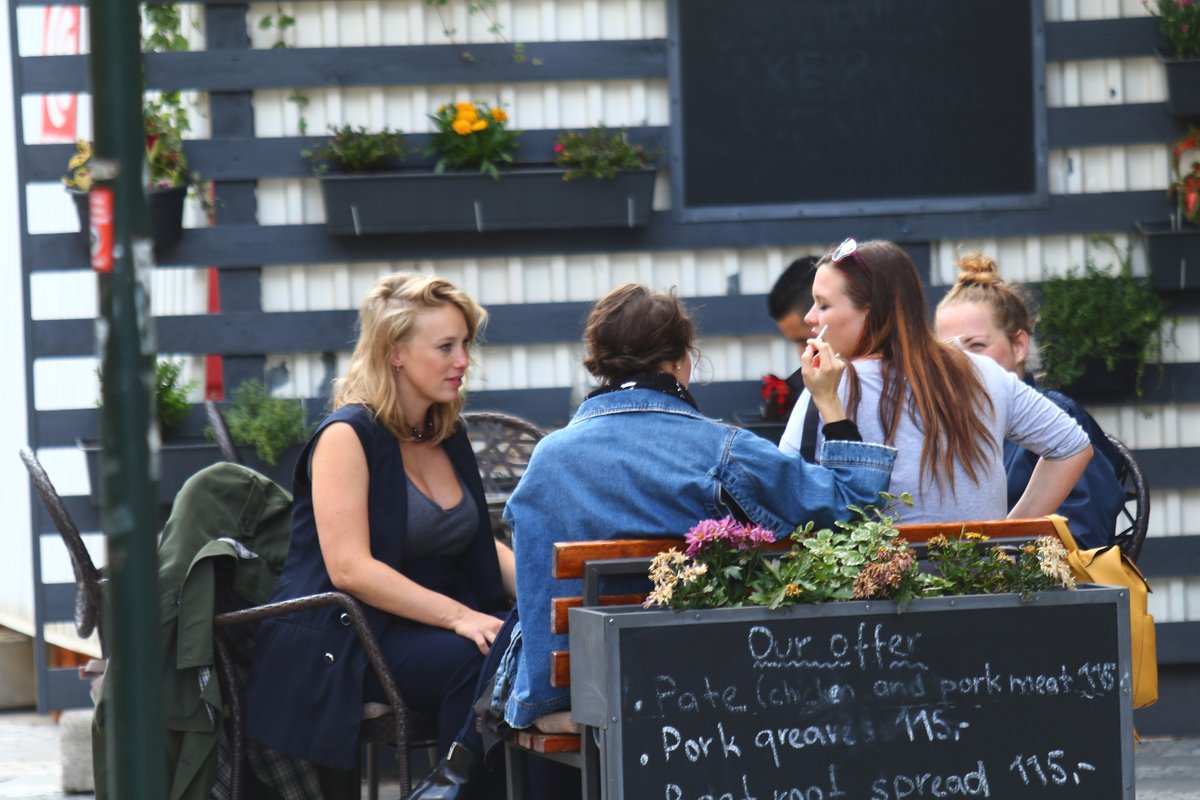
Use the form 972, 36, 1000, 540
1158, 50, 1200, 118
77, 437, 302, 509
318, 166, 657, 235
70, 184, 188, 255
1136, 220, 1200, 290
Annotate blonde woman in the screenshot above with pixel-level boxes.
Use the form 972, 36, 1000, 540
245, 273, 513, 800
935, 253, 1125, 548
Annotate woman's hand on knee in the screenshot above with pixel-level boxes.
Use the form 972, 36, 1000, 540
453, 609, 505, 654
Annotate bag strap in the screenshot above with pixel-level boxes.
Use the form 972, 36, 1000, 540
1049, 513, 1153, 590
799, 395, 820, 464
1046, 514, 1080, 553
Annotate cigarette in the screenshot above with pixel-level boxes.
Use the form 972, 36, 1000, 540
813, 324, 828, 344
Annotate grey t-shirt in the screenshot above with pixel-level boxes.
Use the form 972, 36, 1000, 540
404, 475, 479, 558
779, 352, 1090, 523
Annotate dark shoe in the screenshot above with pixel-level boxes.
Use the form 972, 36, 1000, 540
404, 742, 478, 800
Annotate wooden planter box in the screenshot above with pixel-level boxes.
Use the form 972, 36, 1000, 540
1137, 220, 1200, 290
78, 438, 302, 509
318, 166, 657, 235
570, 587, 1134, 799
1158, 50, 1200, 119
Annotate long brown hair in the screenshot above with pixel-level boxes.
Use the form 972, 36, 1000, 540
332, 272, 487, 444
820, 240, 995, 490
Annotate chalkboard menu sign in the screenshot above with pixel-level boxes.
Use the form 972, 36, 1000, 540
667, 0, 1048, 222
570, 588, 1132, 799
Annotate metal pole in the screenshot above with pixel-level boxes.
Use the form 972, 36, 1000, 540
90, 0, 166, 797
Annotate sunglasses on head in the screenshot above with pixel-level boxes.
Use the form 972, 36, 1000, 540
832, 237, 858, 263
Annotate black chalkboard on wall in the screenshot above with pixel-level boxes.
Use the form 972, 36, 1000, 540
668, 0, 1048, 222
570, 587, 1133, 799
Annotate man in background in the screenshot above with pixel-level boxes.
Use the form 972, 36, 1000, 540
767, 255, 819, 348
761, 256, 819, 424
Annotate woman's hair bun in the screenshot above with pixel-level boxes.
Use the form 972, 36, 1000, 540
956, 252, 1001, 286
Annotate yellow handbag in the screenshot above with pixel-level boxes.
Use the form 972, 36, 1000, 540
1048, 515, 1157, 710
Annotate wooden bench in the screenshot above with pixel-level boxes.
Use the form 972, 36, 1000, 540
507, 516, 1066, 775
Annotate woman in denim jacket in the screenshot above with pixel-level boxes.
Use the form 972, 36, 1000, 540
501, 283, 897, 734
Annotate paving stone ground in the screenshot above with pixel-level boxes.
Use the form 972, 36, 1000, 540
1, 710, 1196, 799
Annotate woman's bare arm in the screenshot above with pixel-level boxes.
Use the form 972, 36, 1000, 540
312, 422, 503, 653
1009, 444, 1093, 519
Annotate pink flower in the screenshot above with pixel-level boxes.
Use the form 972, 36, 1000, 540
684, 516, 739, 556
553, 143, 563, 153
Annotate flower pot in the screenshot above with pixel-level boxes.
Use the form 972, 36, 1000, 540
1057, 357, 1140, 403
78, 437, 301, 509
317, 166, 657, 235
1137, 220, 1200, 290
568, 587, 1133, 800
1158, 49, 1200, 119
69, 183, 187, 256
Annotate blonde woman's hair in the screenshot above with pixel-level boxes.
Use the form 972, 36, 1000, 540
937, 252, 1037, 353
332, 273, 486, 444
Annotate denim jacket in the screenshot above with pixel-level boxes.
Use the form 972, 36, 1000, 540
501, 388, 896, 728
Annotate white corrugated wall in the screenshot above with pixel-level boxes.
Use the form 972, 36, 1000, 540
0, 0, 34, 636
17, 0, 1197, 641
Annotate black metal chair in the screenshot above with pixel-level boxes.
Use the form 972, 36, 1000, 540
1106, 433, 1150, 563
205, 398, 242, 463
21, 445, 434, 799
213, 590, 437, 800
462, 411, 547, 540
19, 447, 106, 658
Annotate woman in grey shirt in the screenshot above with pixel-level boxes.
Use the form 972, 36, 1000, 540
779, 238, 1092, 523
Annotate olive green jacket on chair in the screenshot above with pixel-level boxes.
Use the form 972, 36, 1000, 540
93, 462, 293, 800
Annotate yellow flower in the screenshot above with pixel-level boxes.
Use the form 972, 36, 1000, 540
68, 142, 92, 170
437, 104, 446, 114
470, 119, 488, 132
452, 119, 474, 136
490, 107, 508, 123
454, 102, 478, 122
72, 167, 92, 191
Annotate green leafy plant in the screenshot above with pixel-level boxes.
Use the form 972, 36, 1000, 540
220, 379, 313, 466
751, 494, 927, 607
924, 533, 1075, 602
155, 359, 197, 431
259, 2, 311, 135
142, 98, 190, 189
428, 101, 520, 179
423, 0, 539, 65
645, 493, 1077, 612
553, 127, 660, 180
64, 7, 197, 195
303, 125, 413, 174
63, 103, 189, 192
1037, 238, 1171, 395
1148, 0, 1200, 59
97, 358, 196, 433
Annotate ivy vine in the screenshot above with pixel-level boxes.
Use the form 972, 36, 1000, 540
424, 0, 539, 64
259, 3, 311, 135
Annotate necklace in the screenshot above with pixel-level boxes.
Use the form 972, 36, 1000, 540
407, 417, 436, 442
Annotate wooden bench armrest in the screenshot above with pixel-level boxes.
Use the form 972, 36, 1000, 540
892, 517, 1060, 543
550, 518, 1062, 579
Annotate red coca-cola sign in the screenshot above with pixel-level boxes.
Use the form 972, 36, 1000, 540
89, 188, 114, 273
